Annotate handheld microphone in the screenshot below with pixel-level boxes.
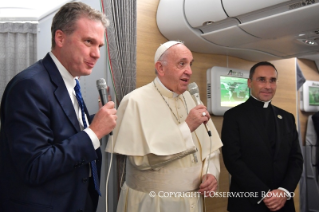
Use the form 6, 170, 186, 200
187, 82, 211, 136
187, 82, 201, 106
96, 78, 112, 135
96, 78, 108, 106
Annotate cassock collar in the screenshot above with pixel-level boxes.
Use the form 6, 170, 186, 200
249, 95, 272, 108
155, 77, 180, 98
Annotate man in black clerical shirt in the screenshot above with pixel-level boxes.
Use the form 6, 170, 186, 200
221, 61, 303, 212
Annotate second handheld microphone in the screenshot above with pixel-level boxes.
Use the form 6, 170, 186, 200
96, 78, 108, 106
96, 78, 113, 136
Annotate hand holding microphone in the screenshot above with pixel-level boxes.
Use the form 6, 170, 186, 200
186, 82, 211, 136
89, 78, 117, 139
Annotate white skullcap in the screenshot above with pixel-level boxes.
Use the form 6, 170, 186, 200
154, 41, 183, 63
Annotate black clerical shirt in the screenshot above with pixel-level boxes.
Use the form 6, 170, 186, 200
248, 96, 277, 157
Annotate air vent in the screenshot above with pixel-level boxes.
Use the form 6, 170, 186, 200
304, 0, 316, 5
203, 21, 214, 26
207, 83, 211, 99
289, 0, 315, 10
289, 2, 303, 9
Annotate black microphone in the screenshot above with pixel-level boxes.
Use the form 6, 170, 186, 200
187, 82, 211, 136
96, 78, 108, 106
96, 78, 113, 135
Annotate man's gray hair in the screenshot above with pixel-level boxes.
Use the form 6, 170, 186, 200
51, 2, 109, 49
154, 51, 168, 75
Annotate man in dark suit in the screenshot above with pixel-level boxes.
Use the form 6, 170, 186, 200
0, 2, 117, 212
311, 112, 319, 174
221, 61, 303, 212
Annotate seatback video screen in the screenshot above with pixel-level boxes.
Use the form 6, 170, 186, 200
220, 76, 250, 107
309, 86, 319, 106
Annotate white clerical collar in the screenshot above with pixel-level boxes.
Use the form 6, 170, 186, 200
251, 95, 271, 108
155, 77, 179, 98
49, 52, 78, 96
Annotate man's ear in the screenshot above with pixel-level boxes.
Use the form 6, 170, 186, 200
155, 61, 165, 76
54, 30, 65, 48
247, 78, 252, 89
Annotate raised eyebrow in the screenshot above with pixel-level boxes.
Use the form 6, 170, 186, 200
183, 59, 194, 64
86, 37, 104, 48
85, 37, 93, 41
178, 58, 194, 65
85, 37, 103, 44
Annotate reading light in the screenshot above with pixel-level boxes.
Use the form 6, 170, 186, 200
297, 39, 318, 46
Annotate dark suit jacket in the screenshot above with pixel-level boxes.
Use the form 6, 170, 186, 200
312, 112, 319, 173
0, 53, 101, 212
221, 97, 303, 212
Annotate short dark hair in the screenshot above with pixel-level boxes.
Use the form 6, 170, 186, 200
249, 61, 278, 79
51, 2, 109, 49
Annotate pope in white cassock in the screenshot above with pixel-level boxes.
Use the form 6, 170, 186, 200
106, 41, 223, 212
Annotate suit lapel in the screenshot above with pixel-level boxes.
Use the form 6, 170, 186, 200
42, 53, 81, 132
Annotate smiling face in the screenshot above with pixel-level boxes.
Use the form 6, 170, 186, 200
53, 17, 105, 77
156, 44, 194, 94
248, 65, 278, 102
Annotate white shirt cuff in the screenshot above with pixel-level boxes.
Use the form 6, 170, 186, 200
179, 121, 195, 149
278, 187, 291, 200
84, 128, 100, 150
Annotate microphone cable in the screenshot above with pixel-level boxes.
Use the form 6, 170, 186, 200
105, 134, 114, 212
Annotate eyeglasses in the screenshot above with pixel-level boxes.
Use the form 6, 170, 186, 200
255, 77, 277, 84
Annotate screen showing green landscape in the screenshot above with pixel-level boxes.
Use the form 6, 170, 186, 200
220, 76, 250, 107
309, 86, 319, 106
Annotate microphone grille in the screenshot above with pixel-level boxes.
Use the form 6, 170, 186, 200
187, 82, 199, 95
96, 78, 107, 89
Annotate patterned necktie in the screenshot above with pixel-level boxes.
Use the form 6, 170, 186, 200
74, 79, 101, 196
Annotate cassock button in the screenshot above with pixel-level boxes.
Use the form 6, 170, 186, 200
277, 115, 282, 119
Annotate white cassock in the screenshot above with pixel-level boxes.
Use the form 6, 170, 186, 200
106, 77, 223, 212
